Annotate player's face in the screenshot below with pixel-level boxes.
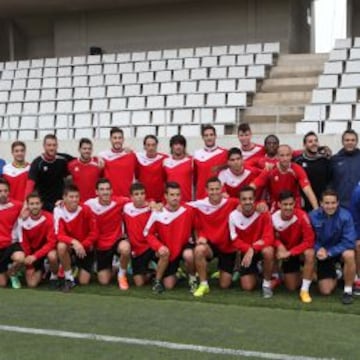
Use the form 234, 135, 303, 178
96, 183, 112, 203
202, 129, 216, 148
321, 195, 339, 216
27, 197, 42, 217
165, 188, 181, 208
279, 197, 295, 219
12, 145, 26, 163
264, 138, 279, 157
111, 132, 124, 151
342, 134, 358, 152
238, 130, 252, 147
277, 146, 292, 168
0, 184, 9, 204
63, 191, 80, 211
239, 190, 255, 214
206, 181, 222, 203
79, 143, 93, 161
228, 153, 243, 173
131, 189, 146, 207
172, 143, 185, 156
144, 138, 157, 157
304, 135, 319, 154
43, 139, 58, 158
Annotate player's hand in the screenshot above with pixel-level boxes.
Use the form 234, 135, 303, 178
253, 239, 264, 247
72, 240, 86, 259
148, 201, 163, 212
264, 162, 275, 170
255, 202, 268, 213
20, 204, 30, 220
241, 248, 254, 268
98, 157, 105, 168
196, 236, 207, 245
24, 255, 37, 265
222, 192, 230, 199
55, 199, 64, 208
316, 247, 328, 260
158, 246, 169, 257
276, 246, 290, 260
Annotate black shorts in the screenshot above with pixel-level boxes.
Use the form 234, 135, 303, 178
0, 243, 23, 273
74, 251, 94, 274
132, 249, 156, 276
207, 243, 236, 274
95, 240, 123, 272
239, 253, 262, 277
281, 256, 301, 274
30, 257, 46, 272
164, 256, 182, 278
317, 256, 341, 281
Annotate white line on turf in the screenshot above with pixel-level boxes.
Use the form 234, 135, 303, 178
0, 324, 335, 360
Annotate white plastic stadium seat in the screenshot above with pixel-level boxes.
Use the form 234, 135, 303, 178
263, 42, 280, 53
20, 116, 37, 128
173, 69, 189, 81
334, 38, 352, 49
195, 47, 211, 57
238, 79, 257, 92
92, 99, 108, 111
73, 100, 90, 113
166, 95, 184, 108
341, 74, 360, 88
304, 105, 327, 121
117, 53, 131, 63
329, 104, 352, 121
112, 111, 131, 126
206, 93, 226, 107
318, 75, 338, 89
202, 56, 218, 67
199, 80, 216, 93
127, 97, 145, 110
39, 101, 56, 114
218, 79, 236, 92
147, 50, 162, 61
135, 126, 156, 137
142, 84, 159, 96
228, 66, 246, 78
191, 68, 207, 80
349, 48, 360, 60
134, 61, 149, 72
229, 45, 245, 54
109, 98, 127, 111
152, 110, 171, 125
160, 82, 177, 95
90, 86, 106, 98
227, 93, 247, 107
311, 89, 333, 104
162, 49, 177, 59
209, 68, 227, 79
180, 125, 201, 137
75, 128, 94, 139
211, 46, 228, 56
323, 121, 348, 134
178, 48, 194, 58
335, 88, 357, 103
186, 94, 205, 107
151, 60, 166, 71
255, 53, 273, 65
247, 65, 266, 78
38, 115, 55, 129
131, 111, 150, 125
323, 61, 343, 74
167, 60, 183, 70
193, 108, 213, 123
295, 121, 320, 134
138, 72, 154, 84
173, 109, 192, 123
180, 81, 197, 93
57, 88, 73, 100
157, 125, 178, 137
18, 130, 36, 140
74, 113, 93, 127
237, 54, 254, 66
329, 49, 348, 61
215, 108, 237, 123
23, 102, 38, 115
245, 43, 262, 54
345, 60, 360, 73
184, 58, 200, 69
219, 55, 236, 66
355, 104, 360, 120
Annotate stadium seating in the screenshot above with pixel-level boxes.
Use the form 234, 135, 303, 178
296, 37, 360, 134
0, 42, 279, 140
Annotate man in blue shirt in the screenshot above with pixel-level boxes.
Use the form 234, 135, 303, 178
0, 158, 5, 175
310, 189, 356, 304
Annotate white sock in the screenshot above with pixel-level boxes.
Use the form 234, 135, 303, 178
262, 279, 271, 288
200, 281, 208, 286
64, 270, 74, 282
355, 274, 359, 281
344, 286, 353, 294
272, 272, 280, 279
301, 279, 311, 292
50, 273, 58, 280
118, 267, 126, 277
188, 274, 197, 282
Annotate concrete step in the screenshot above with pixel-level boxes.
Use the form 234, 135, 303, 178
253, 91, 312, 105
276, 53, 328, 66
243, 105, 304, 123
261, 77, 318, 92
269, 64, 324, 78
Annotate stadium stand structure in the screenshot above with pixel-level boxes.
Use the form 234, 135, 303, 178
296, 37, 360, 134
0, 42, 280, 140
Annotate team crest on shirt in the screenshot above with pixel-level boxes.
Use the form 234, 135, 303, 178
274, 176, 279, 181
74, 167, 80, 172
43, 166, 48, 172
302, 162, 307, 168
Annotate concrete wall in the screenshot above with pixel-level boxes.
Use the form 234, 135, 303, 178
4, 0, 312, 60
0, 134, 345, 163
349, 0, 360, 38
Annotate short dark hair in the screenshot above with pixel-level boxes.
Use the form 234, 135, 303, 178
63, 184, 79, 196
43, 134, 57, 144
143, 134, 158, 146
201, 124, 216, 136
228, 147, 242, 160
279, 190, 295, 202
169, 134, 186, 148
0, 178, 10, 189
303, 131, 318, 145
237, 123, 251, 133
79, 138, 93, 148
11, 140, 26, 151
130, 182, 145, 194
26, 191, 42, 202
321, 188, 339, 201
264, 134, 279, 145
110, 127, 124, 137
96, 178, 112, 190
165, 181, 180, 193
206, 176, 221, 187
342, 129, 358, 142
239, 185, 255, 197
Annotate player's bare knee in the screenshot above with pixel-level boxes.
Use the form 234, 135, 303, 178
182, 249, 194, 263
262, 246, 274, 259
342, 250, 355, 263
119, 241, 131, 256
47, 250, 58, 263
194, 245, 207, 259
12, 251, 25, 264
57, 242, 68, 254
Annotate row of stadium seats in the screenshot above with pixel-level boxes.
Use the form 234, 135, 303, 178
296, 38, 360, 134
0, 42, 280, 71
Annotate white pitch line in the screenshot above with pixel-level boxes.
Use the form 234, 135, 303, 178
0, 324, 335, 360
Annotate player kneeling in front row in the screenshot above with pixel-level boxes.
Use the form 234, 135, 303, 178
54, 185, 98, 292
229, 186, 275, 298
309, 189, 357, 305
0, 178, 25, 288
20, 192, 59, 288
144, 182, 196, 294
191, 177, 239, 297
272, 191, 315, 303
85, 178, 131, 290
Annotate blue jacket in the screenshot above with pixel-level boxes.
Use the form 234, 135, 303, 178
309, 207, 356, 257
0, 159, 5, 176
350, 183, 360, 239
331, 148, 360, 209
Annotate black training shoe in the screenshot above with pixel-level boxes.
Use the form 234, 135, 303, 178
152, 279, 164, 294
341, 292, 353, 305
62, 279, 76, 293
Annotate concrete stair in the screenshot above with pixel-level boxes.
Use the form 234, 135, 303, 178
243, 53, 328, 134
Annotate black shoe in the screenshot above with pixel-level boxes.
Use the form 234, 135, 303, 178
342, 292, 353, 305
62, 279, 76, 293
152, 279, 164, 294
48, 279, 60, 290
